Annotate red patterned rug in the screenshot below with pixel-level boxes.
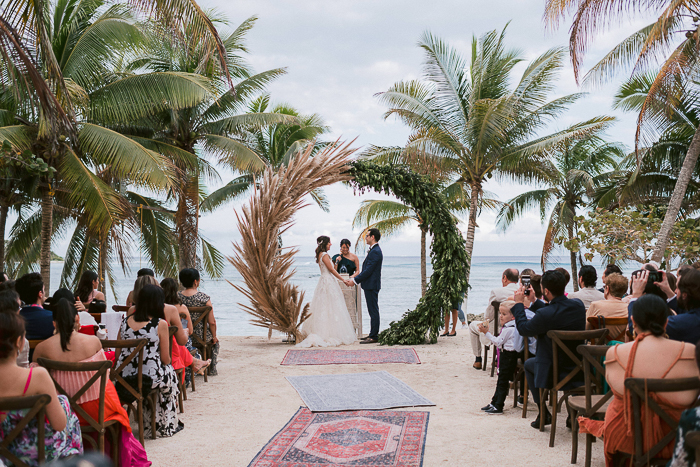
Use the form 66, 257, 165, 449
281, 349, 421, 365
248, 408, 429, 466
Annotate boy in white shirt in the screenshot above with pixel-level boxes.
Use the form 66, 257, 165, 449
478, 300, 522, 414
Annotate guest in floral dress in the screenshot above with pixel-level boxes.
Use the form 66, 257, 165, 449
117, 284, 182, 438
178, 268, 219, 375
0, 311, 82, 466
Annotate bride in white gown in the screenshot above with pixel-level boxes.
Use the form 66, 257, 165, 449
296, 236, 358, 347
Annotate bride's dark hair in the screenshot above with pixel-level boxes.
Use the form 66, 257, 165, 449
315, 236, 331, 263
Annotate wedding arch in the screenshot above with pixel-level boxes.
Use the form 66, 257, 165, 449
229, 142, 469, 345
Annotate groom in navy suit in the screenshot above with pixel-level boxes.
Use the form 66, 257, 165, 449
346, 228, 383, 344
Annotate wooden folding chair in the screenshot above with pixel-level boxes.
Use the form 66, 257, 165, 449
36, 358, 119, 460
541, 328, 608, 447
167, 326, 185, 414
112, 305, 130, 313
623, 377, 700, 467
188, 306, 213, 382
512, 343, 530, 411
101, 338, 147, 445
569, 345, 613, 466
482, 301, 500, 376
0, 394, 51, 467
587, 316, 629, 343
685, 431, 700, 465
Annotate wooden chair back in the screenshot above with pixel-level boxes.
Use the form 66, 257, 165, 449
188, 306, 212, 348
548, 329, 609, 392
88, 313, 102, 324
112, 305, 130, 312
587, 316, 629, 342
28, 339, 43, 349
101, 339, 146, 404
0, 394, 51, 467
36, 358, 114, 453
685, 431, 700, 465
577, 344, 613, 416
624, 377, 700, 466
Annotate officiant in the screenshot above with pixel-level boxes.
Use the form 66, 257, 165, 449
333, 239, 360, 277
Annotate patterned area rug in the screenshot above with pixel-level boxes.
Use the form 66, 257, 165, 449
286, 371, 434, 412
248, 407, 429, 466
281, 349, 421, 365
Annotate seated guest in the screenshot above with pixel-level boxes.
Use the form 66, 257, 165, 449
478, 300, 523, 414
555, 267, 571, 289
586, 273, 629, 340
0, 279, 15, 292
161, 278, 210, 384
74, 271, 105, 310
598, 264, 622, 293
578, 295, 699, 466
0, 311, 83, 465
178, 268, 219, 375
668, 343, 700, 466
468, 268, 519, 369
32, 299, 149, 465
528, 274, 547, 311
332, 239, 360, 277
16, 272, 53, 340
0, 271, 8, 283
0, 289, 29, 368
117, 284, 181, 438
129, 276, 187, 347
511, 270, 586, 428
126, 268, 155, 307
568, 265, 605, 309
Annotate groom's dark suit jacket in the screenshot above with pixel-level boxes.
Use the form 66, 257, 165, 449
354, 244, 382, 290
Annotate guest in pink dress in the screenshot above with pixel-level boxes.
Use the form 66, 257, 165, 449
33, 299, 150, 467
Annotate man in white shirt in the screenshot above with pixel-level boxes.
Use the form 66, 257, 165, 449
568, 265, 605, 310
469, 268, 520, 369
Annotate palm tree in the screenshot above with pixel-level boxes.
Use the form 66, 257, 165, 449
496, 135, 625, 289
352, 181, 475, 296
122, 15, 290, 271
0, 0, 234, 289
543, 0, 700, 263
372, 25, 611, 309
201, 95, 330, 213
0, 0, 212, 290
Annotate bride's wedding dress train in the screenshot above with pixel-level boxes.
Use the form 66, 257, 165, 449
296, 252, 358, 348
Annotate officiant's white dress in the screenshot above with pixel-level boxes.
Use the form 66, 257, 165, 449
296, 252, 358, 347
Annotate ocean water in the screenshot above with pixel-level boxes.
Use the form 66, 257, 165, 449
48, 256, 639, 336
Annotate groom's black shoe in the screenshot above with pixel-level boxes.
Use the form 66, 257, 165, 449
360, 338, 378, 344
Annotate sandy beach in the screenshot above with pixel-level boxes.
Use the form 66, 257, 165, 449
144, 334, 605, 466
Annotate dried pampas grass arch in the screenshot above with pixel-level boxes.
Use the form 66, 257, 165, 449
229, 142, 469, 346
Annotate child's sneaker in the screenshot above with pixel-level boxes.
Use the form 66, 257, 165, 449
480, 404, 495, 411
485, 406, 503, 415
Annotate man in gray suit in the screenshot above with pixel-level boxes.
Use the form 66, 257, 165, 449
568, 265, 604, 310
469, 268, 520, 369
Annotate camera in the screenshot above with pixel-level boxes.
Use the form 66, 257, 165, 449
648, 271, 662, 284
521, 275, 531, 296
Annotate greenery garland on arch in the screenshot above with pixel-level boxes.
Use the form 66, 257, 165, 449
348, 160, 470, 345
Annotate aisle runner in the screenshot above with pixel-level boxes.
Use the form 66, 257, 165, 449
286, 371, 434, 412
248, 407, 429, 467
281, 348, 421, 365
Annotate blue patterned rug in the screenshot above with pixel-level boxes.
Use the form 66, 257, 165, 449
285, 371, 434, 412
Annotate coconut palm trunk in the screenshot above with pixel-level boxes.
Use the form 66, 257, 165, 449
462, 182, 480, 309
40, 187, 53, 291
98, 233, 108, 294
568, 223, 579, 292
651, 125, 700, 263
420, 225, 427, 296
0, 205, 7, 269
176, 177, 200, 270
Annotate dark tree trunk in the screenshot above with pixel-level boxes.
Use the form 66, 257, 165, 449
0, 205, 7, 270
40, 188, 53, 293
462, 182, 481, 313
420, 225, 427, 297
176, 176, 200, 271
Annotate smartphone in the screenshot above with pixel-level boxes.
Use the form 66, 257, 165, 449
521, 275, 531, 296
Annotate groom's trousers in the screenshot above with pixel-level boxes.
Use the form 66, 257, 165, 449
364, 289, 380, 339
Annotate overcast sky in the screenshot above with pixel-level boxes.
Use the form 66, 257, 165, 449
34, 1, 654, 260
189, 0, 655, 259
